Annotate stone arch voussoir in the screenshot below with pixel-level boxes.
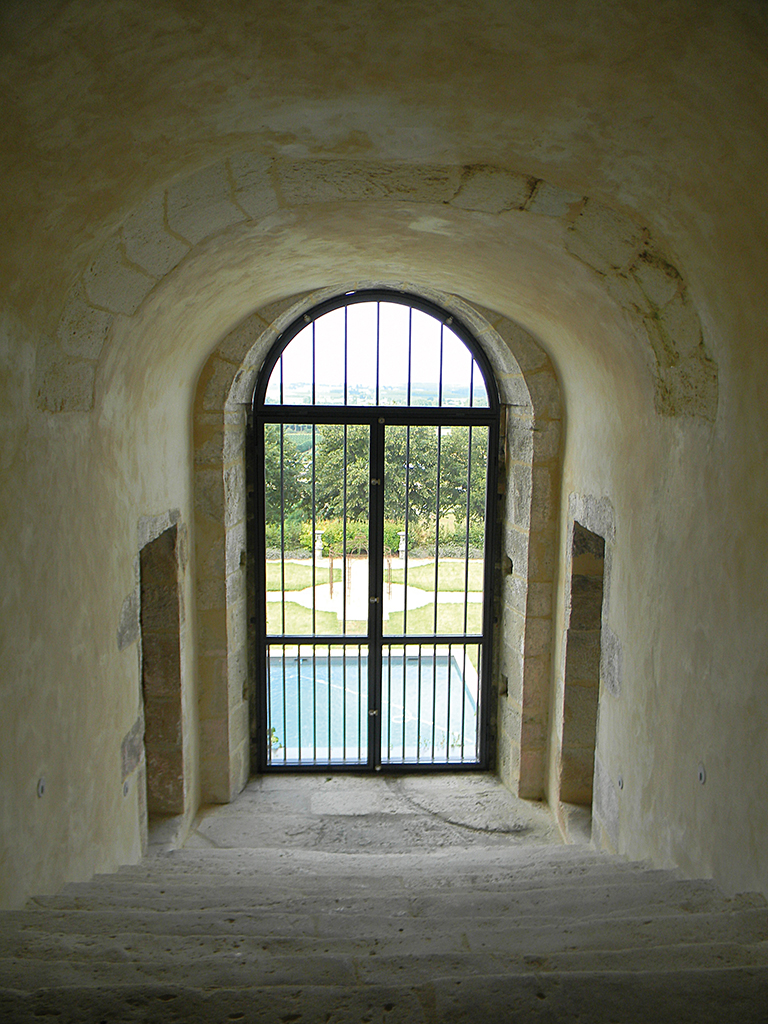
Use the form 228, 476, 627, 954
43, 157, 716, 420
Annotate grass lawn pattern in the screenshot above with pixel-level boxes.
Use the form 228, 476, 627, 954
267, 561, 342, 591
267, 602, 367, 636
388, 559, 484, 591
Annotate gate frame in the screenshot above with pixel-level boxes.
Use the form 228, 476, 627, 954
249, 289, 501, 773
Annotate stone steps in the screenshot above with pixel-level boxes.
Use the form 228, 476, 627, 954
2, 840, 768, 1021
2, 970, 768, 1024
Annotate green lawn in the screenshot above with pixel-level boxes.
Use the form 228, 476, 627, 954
388, 559, 484, 592
267, 601, 366, 636
385, 601, 482, 637
266, 561, 342, 592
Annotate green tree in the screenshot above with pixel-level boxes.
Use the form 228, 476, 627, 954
314, 424, 370, 519
264, 423, 308, 524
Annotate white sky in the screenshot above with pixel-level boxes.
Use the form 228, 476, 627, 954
266, 301, 488, 406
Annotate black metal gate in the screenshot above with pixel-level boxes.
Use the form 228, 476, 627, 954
250, 291, 499, 772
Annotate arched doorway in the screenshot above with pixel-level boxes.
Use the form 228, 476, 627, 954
249, 290, 500, 771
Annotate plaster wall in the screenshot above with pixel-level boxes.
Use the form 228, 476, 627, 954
1, 0, 768, 907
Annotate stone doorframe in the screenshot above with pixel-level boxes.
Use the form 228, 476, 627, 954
192, 284, 562, 803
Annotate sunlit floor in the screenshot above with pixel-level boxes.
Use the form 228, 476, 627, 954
184, 773, 563, 855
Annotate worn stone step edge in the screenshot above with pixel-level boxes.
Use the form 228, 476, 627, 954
0, 940, 766, 991
81, 864, 679, 894
4, 912, 767, 962
24, 878, 748, 916
127, 845, 630, 872
4, 903, 768, 944
1, 968, 768, 1024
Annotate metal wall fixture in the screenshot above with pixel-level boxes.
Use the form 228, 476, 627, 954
249, 290, 500, 773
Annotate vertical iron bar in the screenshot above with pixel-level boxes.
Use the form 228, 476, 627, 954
296, 646, 302, 763
312, 645, 317, 763
446, 643, 453, 759
461, 643, 469, 761
433, 426, 442, 635
343, 425, 348, 633
369, 419, 384, 769
401, 643, 407, 761
375, 303, 381, 406
463, 427, 473, 635
311, 424, 317, 635
430, 643, 437, 761
344, 306, 348, 406
327, 644, 332, 761
280, 425, 286, 634
416, 643, 423, 762
407, 307, 413, 406
438, 323, 444, 407
403, 426, 411, 634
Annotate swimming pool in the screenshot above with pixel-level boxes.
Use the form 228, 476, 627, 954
267, 650, 479, 766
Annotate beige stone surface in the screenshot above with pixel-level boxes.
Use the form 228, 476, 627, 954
1, 0, 767, 913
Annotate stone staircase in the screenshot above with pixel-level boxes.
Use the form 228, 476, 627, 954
1, 842, 767, 1022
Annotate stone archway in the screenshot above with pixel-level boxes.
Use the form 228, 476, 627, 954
193, 285, 563, 803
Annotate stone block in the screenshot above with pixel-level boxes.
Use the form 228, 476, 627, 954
631, 248, 682, 308
532, 418, 561, 463
503, 570, 527, 614
565, 628, 601, 681
642, 313, 678, 369
524, 616, 552, 660
224, 463, 246, 528
146, 748, 184, 815
504, 525, 529, 576
167, 163, 246, 245
525, 580, 553, 618
526, 369, 562, 420
83, 235, 155, 315
228, 152, 279, 220
37, 354, 96, 412
604, 269, 652, 315
506, 418, 533, 463
141, 634, 181, 698
497, 371, 531, 410
451, 166, 535, 214
121, 189, 190, 278
195, 467, 225, 521
656, 351, 718, 420
216, 312, 269, 365
527, 529, 557, 581
567, 200, 645, 273
563, 679, 599, 741
144, 697, 183, 748
530, 464, 556, 531
494, 317, 550, 373
56, 279, 114, 359
658, 291, 703, 359
519, 747, 546, 798
197, 575, 227, 611
569, 576, 604, 629
203, 356, 238, 411
560, 746, 595, 805
525, 180, 584, 217
276, 159, 459, 206
194, 423, 225, 466
521, 710, 548, 748
511, 463, 532, 527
